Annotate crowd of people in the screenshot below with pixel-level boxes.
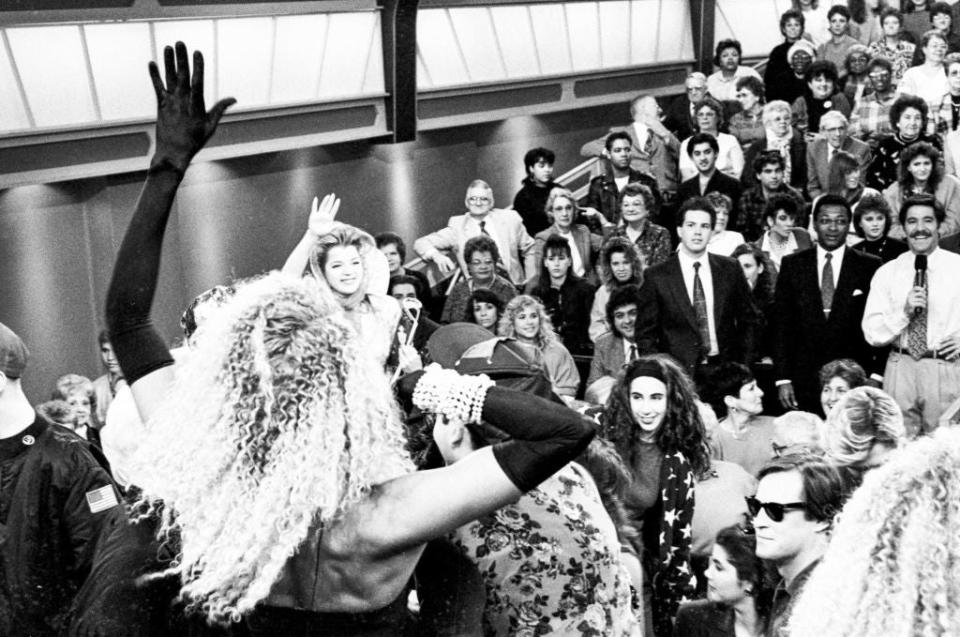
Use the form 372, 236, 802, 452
3, 2, 960, 634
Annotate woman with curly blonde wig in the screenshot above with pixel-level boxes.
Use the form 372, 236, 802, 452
788, 426, 960, 637
100, 42, 594, 635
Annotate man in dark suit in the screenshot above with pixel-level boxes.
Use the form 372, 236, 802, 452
677, 132, 742, 218
636, 197, 761, 374
773, 194, 884, 413
806, 111, 872, 199
664, 72, 708, 142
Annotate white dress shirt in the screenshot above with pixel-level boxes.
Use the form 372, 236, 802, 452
678, 251, 719, 356
557, 230, 585, 277
817, 244, 846, 292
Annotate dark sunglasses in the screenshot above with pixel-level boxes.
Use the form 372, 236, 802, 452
745, 496, 806, 522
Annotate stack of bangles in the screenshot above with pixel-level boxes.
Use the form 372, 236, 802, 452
412, 363, 494, 425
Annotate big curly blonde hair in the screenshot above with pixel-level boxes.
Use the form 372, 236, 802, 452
126, 272, 414, 624
788, 427, 960, 637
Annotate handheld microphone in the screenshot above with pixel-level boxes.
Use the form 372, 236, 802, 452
913, 254, 927, 317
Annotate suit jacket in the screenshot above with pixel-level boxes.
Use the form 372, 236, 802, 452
673, 600, 735, 637
532, 224, 603, 285
587, 332, 628, 388
773, 246, 884, 411
636, 254, 760, 373
413, 208, 536, 284
806, 136, 873, 198
677, 171, 743, 217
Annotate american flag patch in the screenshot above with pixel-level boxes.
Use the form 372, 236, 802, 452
85, 485, 119, 514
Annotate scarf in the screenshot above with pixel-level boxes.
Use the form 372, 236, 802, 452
765, 126, 794, 185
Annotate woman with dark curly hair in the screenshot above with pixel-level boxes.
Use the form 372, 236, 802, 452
867, 93, 943, 190
882, 140, 960, 238
675, 525, 773, 637
593, 355, 711, 636
589, 237, 644, 342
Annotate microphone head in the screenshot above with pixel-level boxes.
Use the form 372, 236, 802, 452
915, 254, 928, 271
401, 297, 422, 321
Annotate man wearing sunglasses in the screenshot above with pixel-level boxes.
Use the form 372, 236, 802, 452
749, 453, 846, 637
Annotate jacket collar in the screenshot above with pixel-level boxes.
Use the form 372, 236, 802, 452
0, 412, 49, 462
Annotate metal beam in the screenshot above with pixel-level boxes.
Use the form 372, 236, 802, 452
379, 0, 419, 143
689, 0, 716, 75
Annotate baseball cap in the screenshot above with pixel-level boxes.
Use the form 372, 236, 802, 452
0, 322, 29, 379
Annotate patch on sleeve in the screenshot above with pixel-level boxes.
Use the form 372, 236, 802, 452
85, 484, 119, 514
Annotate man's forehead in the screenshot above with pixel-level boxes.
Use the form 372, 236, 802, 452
614, 303, 638, 314
905, 205, 936, 221
756, 469, 804, 500
467, 187, 491, 197
687, 78, 705, 88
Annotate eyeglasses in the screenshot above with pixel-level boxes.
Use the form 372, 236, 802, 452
745, 496, 807, 522
467, 196, 491, 204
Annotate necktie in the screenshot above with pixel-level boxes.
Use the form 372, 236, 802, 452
628, 344, 638, 362
479, 220, 489, 236
906, 287, 928, 359
821, 253, 835, 315
693, 262, 711, 359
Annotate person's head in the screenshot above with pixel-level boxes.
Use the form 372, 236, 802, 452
827, 149, 862, 195
827, 4, 851, 35
771, 411, 825, 458
466, 288, 504, 333
629, 94, 663, 122
684, 72, 709, 104
375, 232, 406, 274
53, 374, 95, 428
899, 194, 946, 255
762, 100, 794, 137
604, 354, 711, 475
37, 399, 74, 428
605, 130, 633, 171
812, 194, 852, 251
898, 140, 942, 189
823, 386, 906, 471
714, 39, 743, 71
764, 195, 800, 239
793, 0, 819, 10
752, 453, 846, 568
819, 110, 849, 149
388, 274, 423, 304
931, 2, 954, 34
754, 150, 786, 191
600, 237, 643, 286
880, 7, 904, 38
788, 40, 817, 76
97, 329, 120, 376
866, 56, 894, 93
687, 132, 720, 174
523, 147, 555, 185
920, 29, 949, 65
619, 181, 656, 227
694, 96, 725, 133
706, 525, 772, 614
732, 243, 774, 294
805, 60, 839, 99
785, 427, 960, 636
545, 186, 579, 230
499, 294, 555, 348
819, 358, 867, 417
946, 52, 960, 93
889, 94, 928, 139
853, 192, 893, 240
706, 192, 734, 232
464, 179, 495, 217
677, 197, 717, 257
606, 284, 643, 342
699, 362, 764, 420
309, 225, 375, 307
462, 234, 499, 284
735, 75, 765, 113
540, 234, 573, 284
780, 8, 806, 41
180, 284, 236, 340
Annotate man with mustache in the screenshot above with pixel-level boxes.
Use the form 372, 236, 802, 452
863, 194, 960, 435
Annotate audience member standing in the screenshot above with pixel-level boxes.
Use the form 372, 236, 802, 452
817, 6, 861, 75
583, 131, 663, 226
511, 147, 558, 236
707, 39, 762, 117
867, 8, 917, 82
766, 10, 809, 103
91, 330, 122, 426
862, 194, 960, 435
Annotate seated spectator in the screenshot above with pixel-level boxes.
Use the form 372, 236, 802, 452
912, 1, 960, 66
935, 52, 960, 135
585, 284, 642, 405
92, 329, 123, 426
780, 40, 819, 105
464, 288, 505, 335
848, 57, 899, 149
707, 39, 763, 114
532, 187, 603, 285
841, 46, 872, 109
389, 274, 438, 364
866, 94, 943, 190
511, 146, 557, 236
738, 151, 807, 242
52, 373, 102, 448
819, 358, 867, 418
679, 96, 746, 182
791, 61, 853, 137
817, 6, 862, 76
850, 192, 909, 261
787, 427, 960, 636
706, 192, 746, 256
583, 131, 663, 227
807, 111, 872, 199
527, 234, 596, 355
589, 237, 644, 343
766, 9, 809, 103
899, 30, 950, 114
413, 179, 536, 286
742, 101, 809, 195
700, 362, 778, 477
604, 182, 672, 268
664, 72, 708, 144
729, 76, 767, 150
732, 243, 777, 361
580, 93, 681, 196
771, 411, 825, 457
867, 7, 917, 82
376, 231, 432, 307
678, 132, 744, 208
794, 0, 830, 46
499, 295, 580, 400
883, 141, 960, 239
824, 150, 881, 224
755, 195, 813, 270
441, 235, 517, 324
675, 525, 772, 637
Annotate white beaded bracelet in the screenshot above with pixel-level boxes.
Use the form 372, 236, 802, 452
412, 363, 493, 425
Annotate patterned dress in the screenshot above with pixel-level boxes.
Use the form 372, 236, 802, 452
451, 463, 641, 636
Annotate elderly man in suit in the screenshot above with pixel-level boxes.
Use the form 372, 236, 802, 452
585, 284, 643, 404
664, 72, 709, 142
806, 111, 872, 199
636, 197, 761, 374
413, 179, 537, 286
773, 194, 884, 414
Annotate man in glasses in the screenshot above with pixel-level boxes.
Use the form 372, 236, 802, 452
750, 453, 846, 637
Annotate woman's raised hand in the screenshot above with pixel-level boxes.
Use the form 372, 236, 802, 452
307, 193, 341, 238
